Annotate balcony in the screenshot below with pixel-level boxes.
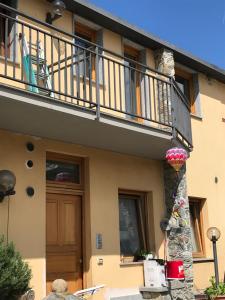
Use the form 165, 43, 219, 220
0, 3, 192, 158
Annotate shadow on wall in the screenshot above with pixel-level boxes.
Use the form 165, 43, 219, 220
200, 75, 225, 105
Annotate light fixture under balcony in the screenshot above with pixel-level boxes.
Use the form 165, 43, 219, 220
46, 0, 66, 24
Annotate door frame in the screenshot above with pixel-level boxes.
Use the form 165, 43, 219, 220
46, 152, 88, 291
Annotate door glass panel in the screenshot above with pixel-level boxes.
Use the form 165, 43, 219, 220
46, 160, 80, 183
124, 53, 137, 117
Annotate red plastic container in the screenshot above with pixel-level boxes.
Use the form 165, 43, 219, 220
166, 260, 185, 280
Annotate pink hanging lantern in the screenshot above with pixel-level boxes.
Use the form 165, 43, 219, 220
166, 147, 188, 172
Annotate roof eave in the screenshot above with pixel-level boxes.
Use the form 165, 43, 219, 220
63, 0, 225, 83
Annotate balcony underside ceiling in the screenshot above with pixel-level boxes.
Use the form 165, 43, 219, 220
0, 85, 179, 159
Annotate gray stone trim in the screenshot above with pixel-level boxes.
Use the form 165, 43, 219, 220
154, 49, 175, 77
140, 287, 168, 293
193, 258, 214, 263
120, 262, 144, 267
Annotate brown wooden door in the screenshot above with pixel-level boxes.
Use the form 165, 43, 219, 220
46, 192, 82, 294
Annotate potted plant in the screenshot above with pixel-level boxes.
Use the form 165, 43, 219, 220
134, 250, 154, 262
0, 236, 32, 300
205, 277, 225, 300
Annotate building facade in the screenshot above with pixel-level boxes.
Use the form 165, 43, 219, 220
0, 0, 225, 299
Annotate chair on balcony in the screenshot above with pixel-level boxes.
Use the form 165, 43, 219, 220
19, 33, 54, 98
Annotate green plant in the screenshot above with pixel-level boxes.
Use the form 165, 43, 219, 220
205, 277, 225, 299
139, 249, 151, 256
135, 249, 153, 259
0, 236, 32, 300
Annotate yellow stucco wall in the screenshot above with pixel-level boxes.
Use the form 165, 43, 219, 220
1, 0, 225, 296
0, 129, 165, 299
0, 132, 46, 298
187, 74, 225, 290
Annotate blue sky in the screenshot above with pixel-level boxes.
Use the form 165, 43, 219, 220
87, 0, 225, 70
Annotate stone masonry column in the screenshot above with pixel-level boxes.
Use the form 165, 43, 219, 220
163, 162, 194, 300
154, 48, 175, 77
154, 48, 194, 300
154, 48, 174, 126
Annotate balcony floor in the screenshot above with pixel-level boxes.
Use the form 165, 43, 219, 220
0, 84, 181, 159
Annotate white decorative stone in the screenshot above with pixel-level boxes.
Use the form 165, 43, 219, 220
52, 279, 68, 293
154, 49, 175, 77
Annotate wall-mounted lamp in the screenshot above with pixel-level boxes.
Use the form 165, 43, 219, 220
0, 170, 16, 202
46, 0, 66, 24
207, 227, 221, 286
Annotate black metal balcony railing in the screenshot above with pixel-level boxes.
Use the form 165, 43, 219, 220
0, 3, 192, 149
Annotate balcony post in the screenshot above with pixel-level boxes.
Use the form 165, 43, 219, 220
95, 46, 100, 120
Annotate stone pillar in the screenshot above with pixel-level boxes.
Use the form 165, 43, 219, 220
162, 162, 194, 300
154, 48, 175, 77
154, 48, 174, 126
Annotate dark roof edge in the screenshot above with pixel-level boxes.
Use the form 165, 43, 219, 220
66, 0, 225, 83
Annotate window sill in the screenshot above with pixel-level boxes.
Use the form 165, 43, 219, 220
193, 257, 214, 263
120, 261, 143, 267
0, 56, 20, 67
190, 113, 203, 121
120, 258, 214, 266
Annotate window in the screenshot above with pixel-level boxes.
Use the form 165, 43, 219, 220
46, 153, 83, 189
175, 68, 195, 113
46, 160, 80, 183
189, 197, 205, 257
175, 75, 190, 99
0, 0, 17, 58
74, 22, 96, 80
119, 192, 153, 259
